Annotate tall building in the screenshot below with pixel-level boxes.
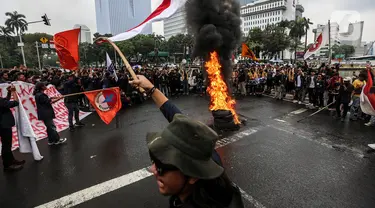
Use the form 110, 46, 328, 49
238, 0, 257, 6
73, 24, 92, 44
241, 0, 300, 34
240, 0, 303, 59
95, 0, 152, 36
163, 7, 187, 40
295, 4, 304, 19
313, 21, 364, 57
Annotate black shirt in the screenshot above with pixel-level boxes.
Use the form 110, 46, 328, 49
35, 92, 55, 120
0, 92, 18, 128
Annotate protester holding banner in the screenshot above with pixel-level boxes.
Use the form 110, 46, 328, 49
34, 82, 67, 146
0, 85, 25, 172
0, 70, 9, 83
63, 74, 85, 132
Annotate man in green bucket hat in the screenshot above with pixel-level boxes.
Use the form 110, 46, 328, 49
130, 75, 244, 208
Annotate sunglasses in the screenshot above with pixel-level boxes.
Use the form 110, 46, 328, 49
149, 152, 179, 176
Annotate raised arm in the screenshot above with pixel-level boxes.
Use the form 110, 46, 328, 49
129, 75, 182, 122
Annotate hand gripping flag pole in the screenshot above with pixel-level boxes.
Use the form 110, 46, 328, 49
95, 37, 146, 95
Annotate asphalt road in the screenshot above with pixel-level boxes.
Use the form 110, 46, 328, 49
1, 95, 375, 208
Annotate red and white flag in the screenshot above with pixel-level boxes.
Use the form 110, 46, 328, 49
109, 0, 187, 42
304, 25, 329, 60
360, 68, 375, 116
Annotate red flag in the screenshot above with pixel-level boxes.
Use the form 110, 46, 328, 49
84, 88, 122, 124
241, 43, 259, 61
54, 28, 80, 70
360, 68, 375, 116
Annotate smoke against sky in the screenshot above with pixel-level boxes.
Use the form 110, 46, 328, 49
186, 0, 242, 82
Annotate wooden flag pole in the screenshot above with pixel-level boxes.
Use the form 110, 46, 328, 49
61, 87, 118, 98
95, 37, 146, 94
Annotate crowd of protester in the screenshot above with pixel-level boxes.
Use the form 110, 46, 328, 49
231, 63, 375, 126
1, 62, 374, 130
1, 62, 375, 172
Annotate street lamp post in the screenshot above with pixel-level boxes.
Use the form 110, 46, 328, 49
17, 14, 51, 68
35, 41, 41, 70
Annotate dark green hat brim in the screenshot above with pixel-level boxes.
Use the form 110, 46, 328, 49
146, 132, 224, 180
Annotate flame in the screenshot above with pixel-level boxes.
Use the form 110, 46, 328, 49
205, 51, 240, 124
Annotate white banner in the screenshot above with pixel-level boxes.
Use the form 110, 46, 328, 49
0, 82, 91, 153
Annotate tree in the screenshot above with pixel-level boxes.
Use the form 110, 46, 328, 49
166, 34, 185, 54
0, 26, 12, 38
302, 17, 313, 51
182, 34, 194, 57
288, 18, 306, 62
246, 27, 263, 57
117, 40, 135, 61
262, 24, 290, 58
5, 11, 28, 36
130, 34, 155, 57
0, 26, 13, 44
332, 44, 355, 59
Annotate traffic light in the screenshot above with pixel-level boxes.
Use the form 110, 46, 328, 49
41, 14, 51, 26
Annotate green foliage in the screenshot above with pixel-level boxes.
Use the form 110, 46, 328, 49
262, 24, 290, 57
5, 11, 27, 35
246, 27, 264, 57
332, 44, 355, 58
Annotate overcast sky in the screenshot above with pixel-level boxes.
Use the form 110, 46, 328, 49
0, 0, 373, 43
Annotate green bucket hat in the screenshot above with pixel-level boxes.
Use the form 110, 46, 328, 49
147, 114, 224, 180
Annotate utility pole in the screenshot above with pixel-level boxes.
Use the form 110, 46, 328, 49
114, 48, 117, 68
35, 41, 41, 70
0, 53, 3, 68
16, 14, 51, 68
328, 20, 331, 64
18, 30, 27, 67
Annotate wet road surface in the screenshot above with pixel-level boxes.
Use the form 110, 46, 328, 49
1, 95, 375, 208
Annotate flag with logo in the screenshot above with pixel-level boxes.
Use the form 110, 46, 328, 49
54, 28, 80, 70
106, 53, 118, 82
304, 25, 329, 60
84, 87, 122, 124
360, 68, 375, 116
241, 43, 259, 61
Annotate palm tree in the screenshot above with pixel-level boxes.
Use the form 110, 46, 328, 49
289, 18, 306, 63
0, 26, 13, 44
5, 11, 28, 36
0, 26, 12, 40
0, 26, 12, 37
303, 17, 313, 51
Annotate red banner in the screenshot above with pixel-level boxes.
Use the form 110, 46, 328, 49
0, 82, 91, 150
54, 28, 80, 70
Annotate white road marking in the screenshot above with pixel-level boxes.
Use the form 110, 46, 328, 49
290, 108, 308, 115
274, 119, 287, 123
270, 125, 365, 158
35, 127, 264, 208
215, 127, 261, 148
35, 168, 153, 208
236, 185, 267, 208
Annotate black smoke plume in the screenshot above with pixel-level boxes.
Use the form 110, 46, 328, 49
186, 0, 242, 82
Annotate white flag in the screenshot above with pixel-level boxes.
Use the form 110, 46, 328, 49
15, 94, 44, 161
304, 25, 329, 60
109, 0, 187, 42
106, 53, 118, 82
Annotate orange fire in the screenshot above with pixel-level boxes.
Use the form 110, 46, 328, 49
205, 51, 240, 124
